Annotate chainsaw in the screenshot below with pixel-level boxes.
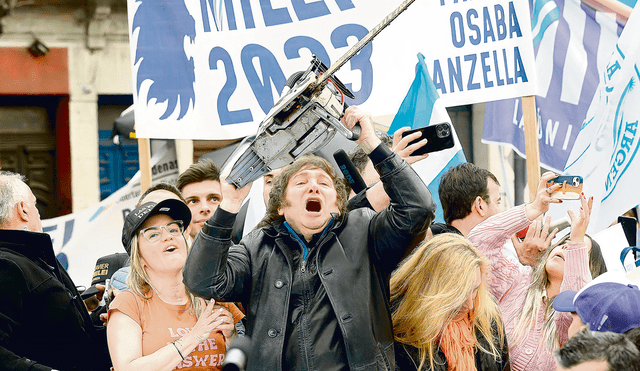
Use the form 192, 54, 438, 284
226, 0, 417, 189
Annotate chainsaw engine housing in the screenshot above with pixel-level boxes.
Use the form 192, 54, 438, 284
227, 57, 354, 189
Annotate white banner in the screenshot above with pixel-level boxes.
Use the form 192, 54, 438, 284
561, 4, 640, 234
43, 142, 179, 288
129, 0, 536, 140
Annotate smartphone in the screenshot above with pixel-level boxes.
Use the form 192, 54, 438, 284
401, 123, 455, 156
546, 175, 583, 200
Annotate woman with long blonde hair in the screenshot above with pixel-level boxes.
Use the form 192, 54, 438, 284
391, 233, 509, 371
468, 174, 593, 371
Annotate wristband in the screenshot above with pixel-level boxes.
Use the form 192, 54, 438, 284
172, 340, 185, 360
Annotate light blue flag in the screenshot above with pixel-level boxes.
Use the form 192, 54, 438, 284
388, 53, 467, 223
531, 0, 560, 47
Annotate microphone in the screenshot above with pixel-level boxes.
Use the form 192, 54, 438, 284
333, 149, 368, 194
222, 336, 251, 371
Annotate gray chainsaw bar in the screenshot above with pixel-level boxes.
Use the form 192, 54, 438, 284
227, 0, 417, 189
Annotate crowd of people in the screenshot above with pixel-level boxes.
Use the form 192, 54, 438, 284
1, 105, 640, 371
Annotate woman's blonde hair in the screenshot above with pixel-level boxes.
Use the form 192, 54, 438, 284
126, 232, 203, 317
510, 244, 557, 351
391, 233, 505, 371
512, 234, 599, 351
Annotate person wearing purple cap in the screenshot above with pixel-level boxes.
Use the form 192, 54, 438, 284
553, 271, 640, 338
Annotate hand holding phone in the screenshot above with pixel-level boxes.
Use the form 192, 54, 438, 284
400, 123, 455, 156
546, 175, 583, 200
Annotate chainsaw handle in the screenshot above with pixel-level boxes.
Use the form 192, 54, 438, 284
347, 123, 361, 141
340, 102, 361, 141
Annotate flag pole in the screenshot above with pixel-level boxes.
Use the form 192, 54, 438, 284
138, 138, 152, 193
522, 95, 540, 202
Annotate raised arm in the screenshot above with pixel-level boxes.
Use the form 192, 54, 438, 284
555, 194, 593, 345
468, 172, 565, 299
182, 174, 253, 302
341, 107, 436, 273
468, 205, 532, 301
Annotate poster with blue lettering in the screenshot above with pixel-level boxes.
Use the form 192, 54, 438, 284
418, 0, 538, 107
483, 0, 624, 172
127, 0, 536, 140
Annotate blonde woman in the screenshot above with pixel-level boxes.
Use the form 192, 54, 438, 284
391, 233, 509, 371
107, 199, 244, 371
468, 173, 593, 371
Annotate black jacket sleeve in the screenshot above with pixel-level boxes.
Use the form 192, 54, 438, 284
0, 258, 54, 371
183, 207, 252, 302
346, 187, 374, 211
367, 143, 436, 273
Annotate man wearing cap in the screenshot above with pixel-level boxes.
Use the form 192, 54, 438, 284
0, 171, 111, 371
184, 106, 435, 370
81, 252, 129, 312
553, 271, 640, 338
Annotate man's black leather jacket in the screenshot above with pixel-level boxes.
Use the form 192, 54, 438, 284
184, 145, 435, 371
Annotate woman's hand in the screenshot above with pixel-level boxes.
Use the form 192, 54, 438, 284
190, 299, 228, 343
525, 172, 564, 220
568, 193, 593, 244
511, 215, 558, 266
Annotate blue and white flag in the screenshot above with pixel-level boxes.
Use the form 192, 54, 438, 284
531, 0, 561, 47
483, 0, 623, 172
388, 53, 467, 223
563, 4, 640, 233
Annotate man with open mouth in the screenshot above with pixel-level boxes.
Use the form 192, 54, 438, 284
184, 105, 436, 371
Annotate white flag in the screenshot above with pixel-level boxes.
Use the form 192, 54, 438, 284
564, 5, 640, 234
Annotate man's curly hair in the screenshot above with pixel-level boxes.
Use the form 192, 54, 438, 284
257, 154, 349, 229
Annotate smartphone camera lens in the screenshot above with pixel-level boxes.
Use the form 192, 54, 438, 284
436, 124, 450, 138
572, 177, 580, 187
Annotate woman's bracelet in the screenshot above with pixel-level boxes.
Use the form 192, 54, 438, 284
172, 340, 185, 361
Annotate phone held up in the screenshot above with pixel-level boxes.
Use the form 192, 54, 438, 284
401, 123, 455, 156
546, 175, 583, 200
